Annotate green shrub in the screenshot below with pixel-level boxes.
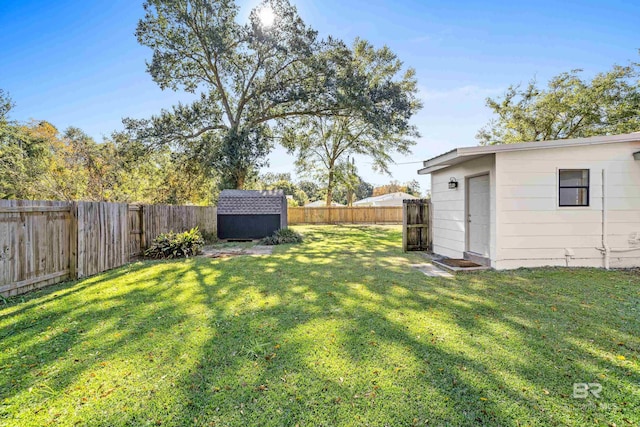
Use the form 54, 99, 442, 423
260, 228, 303, 245
144, 227, 205, 259
260, 235, 279, 245
200, 230, 218, 244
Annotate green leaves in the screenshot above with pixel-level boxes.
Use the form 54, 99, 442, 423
127, 1, 421, 189
477, 57, 640, 145
280, 38, 422, 204
144, 227, 205, 259
128, 0, 329, 187
259, 228, 303, 245
0, 112, 52, 200
0, 89, 13, 125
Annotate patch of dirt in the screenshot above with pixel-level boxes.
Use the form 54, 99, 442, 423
439, 258, 482, 268
201, 245, 274, 259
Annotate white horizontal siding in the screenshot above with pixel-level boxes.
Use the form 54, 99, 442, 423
500, 235, 603, 249
432, 245, 462, 260
431, 155, 496, 264
430, 190, 465, 201
608, 254, 640, 268
497, 247, 599, 259
432, 210, 466, 222
495, 255, 640, 270
495, 258, 604, 269
433, 218, 465, 232
500, 159, 640, 173
500, 223, 602, 237
500, 210, 639, 224
432, 200, 465, 211
499, 184, 640, 199
432, 227, 465, 243
500, 222, 640, 237
498, 142, 634, 162
495, 140, 640, 269
496, 172, 557, 187
499, 197, 639, 211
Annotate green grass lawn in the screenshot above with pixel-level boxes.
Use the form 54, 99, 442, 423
1, 226, 638, 426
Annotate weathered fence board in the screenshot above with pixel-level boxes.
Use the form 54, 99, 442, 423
403, 199, 432, 252
0, 200, 217, 297
0, 200, 72, 296
141, 205, 217, 249
77, 202, 129, 278
128, 205, 143, 257
287, 207, 402, 225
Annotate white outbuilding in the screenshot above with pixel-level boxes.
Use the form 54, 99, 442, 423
305, 200, 345, 207
418, 132, 640, 269
353, 192, 419, 207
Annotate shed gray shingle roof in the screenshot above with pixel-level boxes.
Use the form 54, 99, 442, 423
218, 190, 286, 215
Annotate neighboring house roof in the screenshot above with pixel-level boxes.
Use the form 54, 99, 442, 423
353, 192, 419, 206
418, 132, 640, 175
218, 189, 286, 215
304, 200, 345, 207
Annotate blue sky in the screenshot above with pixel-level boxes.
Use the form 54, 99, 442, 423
1, 0, 638, 190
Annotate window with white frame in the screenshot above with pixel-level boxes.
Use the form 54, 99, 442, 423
559, 169, 589, 207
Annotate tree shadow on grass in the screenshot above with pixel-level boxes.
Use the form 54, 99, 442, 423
160, 227, 639, 426
1, 226, 638, 426
0, 259, 222, 425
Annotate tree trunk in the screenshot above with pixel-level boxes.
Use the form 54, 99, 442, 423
326, 168, 334, 207
236, 171, 245, 190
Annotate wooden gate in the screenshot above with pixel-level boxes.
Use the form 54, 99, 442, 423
402, 199, 431, 252
128, 205, 144, 258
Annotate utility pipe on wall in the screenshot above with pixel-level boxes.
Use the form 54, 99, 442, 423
597, 168, 640, 268
602, 169, 610, 269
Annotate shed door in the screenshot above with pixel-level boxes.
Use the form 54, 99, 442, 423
467, 174, 490, 256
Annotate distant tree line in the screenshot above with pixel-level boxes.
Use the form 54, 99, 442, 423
372, 180, 421, 198
0, 89, 415, 206
256, 172, 375, 207
0, 90, 215, 204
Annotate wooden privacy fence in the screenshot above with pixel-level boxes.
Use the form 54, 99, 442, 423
403, 199, 432, 252
0, 200, 72, 297
0, 200, 217, 297
128, 204, 217, 257
288, 206, 403, 225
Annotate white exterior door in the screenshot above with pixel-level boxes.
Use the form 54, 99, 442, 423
468, 174, 490, 256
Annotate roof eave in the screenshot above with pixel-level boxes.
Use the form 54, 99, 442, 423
418, 132, 640, 175
418, 165, 451, 175
421, 148, 458, 168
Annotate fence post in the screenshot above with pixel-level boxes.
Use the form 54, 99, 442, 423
139, 205, 146, 252
427, 200, 432, 252
402, 202, 408, 252
76, 202, 85, 279
69, 202, 78, 279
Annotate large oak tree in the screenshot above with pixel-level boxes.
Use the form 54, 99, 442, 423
126, 0, 367, 189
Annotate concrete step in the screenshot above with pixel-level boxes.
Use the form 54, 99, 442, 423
432, 259, 491, 274
464, 251, 491, 267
